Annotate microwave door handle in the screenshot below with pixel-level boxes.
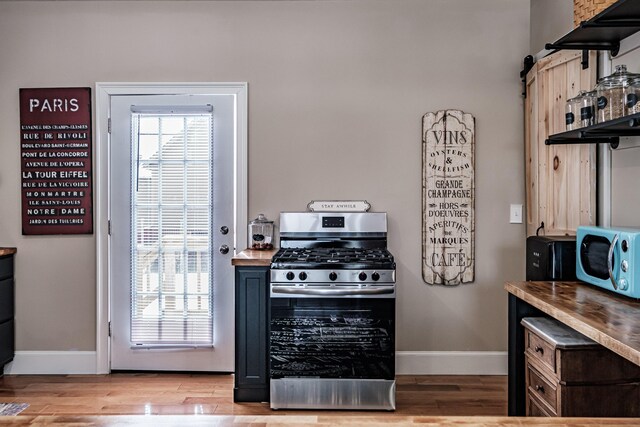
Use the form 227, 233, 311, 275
608, 233, 619, 290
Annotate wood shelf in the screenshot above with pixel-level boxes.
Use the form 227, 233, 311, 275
545, 0, 640, 56
545, 112, 640, 146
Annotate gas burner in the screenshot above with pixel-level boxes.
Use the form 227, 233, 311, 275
271, 247, 395, 270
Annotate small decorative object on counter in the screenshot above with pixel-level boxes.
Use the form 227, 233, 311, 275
566, 91, 596, 131
595, 64, 639, 123
625, 76, 640, 115
248, 214, 274, 250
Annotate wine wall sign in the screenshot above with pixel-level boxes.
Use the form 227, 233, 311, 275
422, 110, 475, 286
19, 88, 93, 235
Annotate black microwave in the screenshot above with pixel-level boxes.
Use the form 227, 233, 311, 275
526, 236, 576, 281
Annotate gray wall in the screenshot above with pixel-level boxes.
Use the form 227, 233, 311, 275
530, 0, 573, 54
611, 44, 640, 227
0, 0, 529, 355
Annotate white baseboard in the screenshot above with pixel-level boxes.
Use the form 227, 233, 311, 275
3, 351, 96, 375
396, 351, 507, 375
1, 351, 507, 376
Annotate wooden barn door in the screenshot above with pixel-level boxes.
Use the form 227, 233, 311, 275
525, 50, 597, 237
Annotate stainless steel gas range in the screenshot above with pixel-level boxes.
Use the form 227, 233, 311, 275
269, 212, 396, 410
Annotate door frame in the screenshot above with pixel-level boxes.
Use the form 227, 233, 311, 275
95, 83, 248, 374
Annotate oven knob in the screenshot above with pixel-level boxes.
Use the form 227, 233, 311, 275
358, 272, 367, 281
286, 271, 295, 281
619, 278, 629, 291
622, 260, 629, 273
371, 272, 380, 281
329, 272, 338, 281
299, 272, 307, 281
622, 240, 629, 252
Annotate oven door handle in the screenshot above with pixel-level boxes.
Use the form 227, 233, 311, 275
608, 233, 619, 290
272, 286, 394, 296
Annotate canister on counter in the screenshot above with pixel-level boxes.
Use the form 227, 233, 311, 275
248, 213, 274, 250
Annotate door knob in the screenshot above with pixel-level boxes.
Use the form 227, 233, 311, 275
219, 245, 229, 254
220, 226, 229, 235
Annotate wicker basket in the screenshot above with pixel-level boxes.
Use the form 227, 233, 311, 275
574, 0, 617, 27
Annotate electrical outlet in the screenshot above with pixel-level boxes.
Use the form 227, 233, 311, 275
510, 204, 523, 224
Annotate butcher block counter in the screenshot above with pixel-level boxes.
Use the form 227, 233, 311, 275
0, 248, 16, 257
505, 280, 640, 416
505, 280, 640, 365
231, 248, 278, 267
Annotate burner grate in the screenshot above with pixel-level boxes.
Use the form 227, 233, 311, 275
271, 247, 395, 270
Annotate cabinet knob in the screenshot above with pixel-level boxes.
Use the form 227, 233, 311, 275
535, 384, 545, 394
220, 226, 229, 235
219, 245, 230, 255
534, 346, 544, 355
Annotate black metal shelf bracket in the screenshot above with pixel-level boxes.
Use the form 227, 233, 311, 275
545, 136, 620, 149
544, 42, 620, 57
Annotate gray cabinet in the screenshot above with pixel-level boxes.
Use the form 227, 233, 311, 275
234, 266, 269, 402
0, 254, 15, 372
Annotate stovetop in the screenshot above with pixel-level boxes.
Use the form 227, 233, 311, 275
271, 247, 395, 270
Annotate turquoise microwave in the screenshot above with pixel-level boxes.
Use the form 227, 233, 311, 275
576, 226, 640, 298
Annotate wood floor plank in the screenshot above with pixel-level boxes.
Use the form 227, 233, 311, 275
0, 374, 510, 418
1, 414, 640, 426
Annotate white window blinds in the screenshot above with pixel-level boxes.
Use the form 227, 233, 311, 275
129, 108, 214, 347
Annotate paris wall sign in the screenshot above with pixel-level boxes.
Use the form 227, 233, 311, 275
422, 110, 475, 286
19, 87, 93, 235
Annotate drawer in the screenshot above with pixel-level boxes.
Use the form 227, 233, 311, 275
527, 394, 554, 417
526, 328, 556, 373
0, 278, 13, 323
527, 363, 558, 413
0, 256, 13, 281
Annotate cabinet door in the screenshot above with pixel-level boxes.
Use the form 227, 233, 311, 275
525, 50, 597, 237
234, 267, 269, 402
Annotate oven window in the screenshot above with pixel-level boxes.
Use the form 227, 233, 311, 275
270, 298, 395, 380
580, 235, 611, 280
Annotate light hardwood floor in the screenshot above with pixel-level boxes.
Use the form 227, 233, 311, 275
0, 373, 506, 416
0, 375, 638, 425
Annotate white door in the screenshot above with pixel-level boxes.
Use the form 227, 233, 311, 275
109, 94, 234, 371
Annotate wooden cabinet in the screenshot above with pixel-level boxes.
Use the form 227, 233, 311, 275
523, 317, 640, 417
0, 254, 15, 371
524, 50, 597, 237
234, 266, 270, 402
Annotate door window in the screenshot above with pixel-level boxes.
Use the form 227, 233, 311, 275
130, 110, 214, 347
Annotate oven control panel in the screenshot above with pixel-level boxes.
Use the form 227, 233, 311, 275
271, 269, 395, 284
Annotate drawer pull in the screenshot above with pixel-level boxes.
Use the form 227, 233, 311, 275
535, 384, 545, 394
534, 346, 544, 355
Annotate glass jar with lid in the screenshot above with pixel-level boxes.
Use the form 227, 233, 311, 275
566, 91, 596, 130
565, 93, 580, 131
248, 214, 274, 250
596, 64, 639, 123
625, 76, 640, 115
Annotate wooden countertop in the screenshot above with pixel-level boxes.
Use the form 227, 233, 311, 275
0, 247, 17, 257
231, 248, 278, 266
505, 280, 640, 366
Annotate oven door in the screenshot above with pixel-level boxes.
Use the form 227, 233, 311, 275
269, 294, 396, 410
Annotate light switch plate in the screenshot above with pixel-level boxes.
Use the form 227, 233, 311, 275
510, 204, 523, 224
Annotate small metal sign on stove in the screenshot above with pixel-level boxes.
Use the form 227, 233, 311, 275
422, 109, 475, 286
307, 200, 370, 212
